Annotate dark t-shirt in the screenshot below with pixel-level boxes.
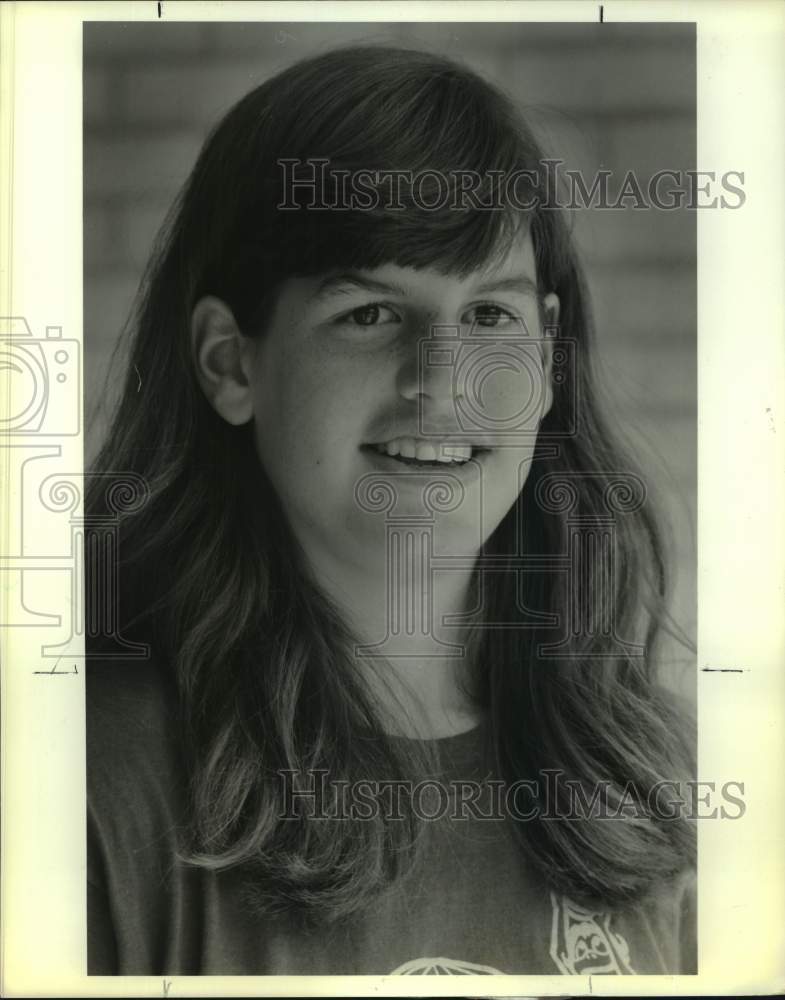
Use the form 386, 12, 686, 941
87, 659, 697, 976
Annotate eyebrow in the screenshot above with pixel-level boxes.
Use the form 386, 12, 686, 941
474, 275, 539, 297
310, 273, 408, 301
309, 271, 540, 302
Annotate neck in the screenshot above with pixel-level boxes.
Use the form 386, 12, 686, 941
298, 523, 483, 739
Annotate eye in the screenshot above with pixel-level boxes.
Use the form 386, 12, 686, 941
465, 303, 523, 329
338, 303, 401, 327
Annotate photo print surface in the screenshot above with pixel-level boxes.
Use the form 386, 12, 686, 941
82, 20, 699, 977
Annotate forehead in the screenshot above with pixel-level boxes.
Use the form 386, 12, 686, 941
413, 229, 537, 284
311, 229, 540, 299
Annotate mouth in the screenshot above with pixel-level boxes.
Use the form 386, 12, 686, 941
363, 436, 491, 468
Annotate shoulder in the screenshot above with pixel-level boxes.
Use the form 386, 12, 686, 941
546, 869, 696, 976
629, 867, 697, 974
87, 656, 186, 837
86, 657, 190, 973
87, 656, 179, 762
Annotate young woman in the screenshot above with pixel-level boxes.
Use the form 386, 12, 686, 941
86, 45, 696, 976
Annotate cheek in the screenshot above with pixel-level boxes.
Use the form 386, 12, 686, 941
250, 344, 373, 480
460, 343, 548, 431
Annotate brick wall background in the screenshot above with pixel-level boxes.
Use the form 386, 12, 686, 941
83, 21, 696, 698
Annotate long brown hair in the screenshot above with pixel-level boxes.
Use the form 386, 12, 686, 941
87, 45, 695, 920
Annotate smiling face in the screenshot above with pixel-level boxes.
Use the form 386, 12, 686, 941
242, 232, 557, 573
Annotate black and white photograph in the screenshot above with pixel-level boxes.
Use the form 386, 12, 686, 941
83, 19, 700, 977
2, 2, 784, 995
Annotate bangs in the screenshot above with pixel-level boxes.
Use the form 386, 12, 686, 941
207, 47, 549, 325
272, 48, 542, 278
275, 179, 536, 281
194, 47, 546, 334
267, 46, 542, 278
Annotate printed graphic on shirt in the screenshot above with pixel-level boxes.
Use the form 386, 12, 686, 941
390, 956, 503, 975
389, 893, 635, 975
549, 891, 635, 975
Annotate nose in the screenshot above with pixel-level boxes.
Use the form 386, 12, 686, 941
396, 326, 463, 408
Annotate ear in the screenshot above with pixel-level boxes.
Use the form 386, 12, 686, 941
191, 296, 255, 426
539, 292, 561, 420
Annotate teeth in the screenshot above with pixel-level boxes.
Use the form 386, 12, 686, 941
374, 438, 476, 464
415, 443, 438, 462
441, 446, 472, 462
